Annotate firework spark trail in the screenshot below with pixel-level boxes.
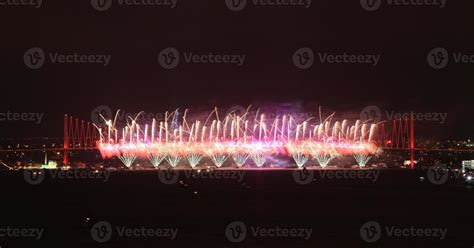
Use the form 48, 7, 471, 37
354, 154, 372, 168
232, 153, 250, 168
292, 152, 309, 168
98, 107, 380, 168
314, 153, 335, 168
187, 154, 203, 168
166, 151, 182, 168
149, 154, 165, 168
286, 142, 310, 168
210, 154, 228, 168
251, 152, 266, 167
119, 153, 137, 168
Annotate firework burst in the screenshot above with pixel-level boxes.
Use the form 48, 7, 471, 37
119, 152, 137, 168
354, 154, 372, 167
187, 154, 203, 168
98, 107, 379, 168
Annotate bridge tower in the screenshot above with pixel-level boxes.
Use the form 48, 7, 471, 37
63, 115, 100, 166
410, 118, 415, 169
63, 115, 69, 165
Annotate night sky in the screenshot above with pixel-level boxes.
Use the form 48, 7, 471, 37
0, 0, 473, 139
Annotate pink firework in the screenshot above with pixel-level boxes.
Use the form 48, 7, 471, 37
97, 107, 380, 168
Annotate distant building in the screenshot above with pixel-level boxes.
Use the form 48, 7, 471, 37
462, 160, 474, 172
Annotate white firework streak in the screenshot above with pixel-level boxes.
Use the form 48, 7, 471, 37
292, 152, 309, 168
166, 153, 182, 168
233, 153, 250, 168
354, 155, 372, 167
210, 154, 228, 168
187, 154, 203, 168
149, 154, 166, 168
251, 152, 266, 167
314, 153, 334, 168
119, 153, 137, 168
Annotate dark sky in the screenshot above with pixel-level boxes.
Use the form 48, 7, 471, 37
0, 0, 473, 139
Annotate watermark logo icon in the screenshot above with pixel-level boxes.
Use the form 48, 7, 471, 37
360, 105, 382, 122
427, 47, 448, 69
292, 168, 314, 185
158, 169, 180, 185
91, 0, 112, 11
359, 106, 448, 124
225, 0, 310, 10
24, 47, 45, 69
23, 47, 111, 68
360, 0, 382, 11
225, 221, 247, 243
292, 47, 313, 69
0, 111, 44, 124
360, 221, 382, 243
23, 170, 45, 185
91, 221, 113, 243
91, 105, 113, 125
427, 165, 448, 185
360, 220, 447, 241
225, 105, 247, 117
225, 0, 246, 11
158, 47, 180, 69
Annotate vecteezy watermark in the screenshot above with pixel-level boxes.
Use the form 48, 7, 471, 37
91, 0, 177, 12
427, 165, 448, 185
225, 0, 311, 11
427, 47, 474, 70
23, 169, 110, 185
0, 227, 44, 240
360, 0, 446, 12
91, 105, 113, 125
23, 47, 111, 70
90, 105, 167, 125
158, 47, 246, 69
292, 47, 380, 69
158, 169, 246, 185
360, 220, 447, 243
225, 221, 312, 243
90, 221, 178, 243
292, 168, 315, 185
426, 164, 462, 185
0, 0, 43, 8
0, 111, 44, 124
225, 105, 248, 116
292, 168, 380, 185
292, 47, 313, 69
360, 105, 448, 124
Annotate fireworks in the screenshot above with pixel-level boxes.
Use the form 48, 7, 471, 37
97, 107, 379, 168
210, 154, 228, 168
314, 153, 335, 168
291, 152, 309, 168
232, 153, 250, 168
250, 152, 266, 167
187, 154, 203, 168
354, 154, 373, 168
149, 153, 165, 168
118, 152, 137, 168
165, 153, 182, 168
